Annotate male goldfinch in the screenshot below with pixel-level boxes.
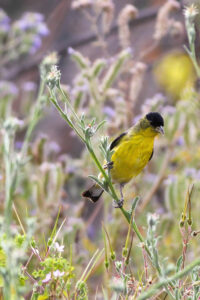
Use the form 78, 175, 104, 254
82, 112, 164, 207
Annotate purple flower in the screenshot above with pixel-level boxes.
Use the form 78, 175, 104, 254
33, 35, 42, 47
42, 272, 51, 283
29, 35, 42, 54
48, 141, 61, 154
55, 242, 64, 253
68, 47, 75, 55
0, 9, 10, 25
15, 141, 23, 150
87, 226, 96, 239
24, 12, 44, 22
176, 136, 185, 146
0, 81, 19, 96
53, 270, 64, 278
14, 19, 31, 31
37, 23, 49, 36
162, 105, 176, 115
103, 106, 116, 118
195, 170, 200, 180
22, 81, 36, 92
185, 168, 196, 178
0, 23, 10, 33
0, 9, 10, 33
144, 173, 157, 183
164, 174, 177, 185
13, 12, 48, 34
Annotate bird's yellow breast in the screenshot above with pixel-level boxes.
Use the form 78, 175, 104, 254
110, 130, 155, 184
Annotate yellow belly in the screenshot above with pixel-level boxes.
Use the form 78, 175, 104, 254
110, 136, 154, 184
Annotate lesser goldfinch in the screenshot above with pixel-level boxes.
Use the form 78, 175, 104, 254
82, 112, 164, 207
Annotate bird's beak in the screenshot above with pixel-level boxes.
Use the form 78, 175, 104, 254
155, 126, 164, 135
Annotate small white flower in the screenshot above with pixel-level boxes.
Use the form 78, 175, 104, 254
55, 242, 64, 253
32, 248, 39, 256
42, 272, 51, 283
46, 65, 61, 88
184, 4, 198, 20
53, 270, 64, 278
47, 65, 60, 80
42, 52, 58, 66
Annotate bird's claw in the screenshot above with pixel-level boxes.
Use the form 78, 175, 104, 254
113, 198, 124, 208
104, 161, 114, 170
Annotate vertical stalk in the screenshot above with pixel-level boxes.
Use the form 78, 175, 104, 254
2, 77, 46, 300
3, 132, 13, 299
21, 79, 45, 156
4, 131, 13, 232
50, 88, 151, 256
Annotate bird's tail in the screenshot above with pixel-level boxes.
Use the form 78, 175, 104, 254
82, 184, 104, 203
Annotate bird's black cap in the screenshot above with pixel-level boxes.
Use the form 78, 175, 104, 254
146, 112, 164, 128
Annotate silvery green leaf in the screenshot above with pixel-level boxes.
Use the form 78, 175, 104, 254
88, 175, 106, 190
74, 91, 83, 111
91, 118, 96, 126
69, 47, 90, 69
176, 256, 183, 273
95, 120, 106, 133
91, 59, 106, 77
131, 196, 140, 212
101, 48, 132, 92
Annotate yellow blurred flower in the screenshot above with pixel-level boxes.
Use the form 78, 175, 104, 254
154, 51, 196, 100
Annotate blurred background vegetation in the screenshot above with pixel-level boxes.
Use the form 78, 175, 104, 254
1, 0, 200, 299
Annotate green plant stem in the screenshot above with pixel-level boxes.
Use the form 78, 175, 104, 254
4, 131, 17, 232
4, 79, 46, 230
50, 87, 151, 257
21, 79, 45, 156
83, 249, 104, 283
49, 90, 85, 143
58, 84, 81, 124
4, 131, 12, 229
87, 142, 152, 258
2, 78, 46, 299
3, 132, 12, 299
138, 257, 200, 300
184, 19, 200, 78
49, 84, 179, 296
102, 50, 131, 93
187, 43, 200, 78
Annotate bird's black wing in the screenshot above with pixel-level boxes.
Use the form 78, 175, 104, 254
149, 149, 154, 161
110, 132, 127, 150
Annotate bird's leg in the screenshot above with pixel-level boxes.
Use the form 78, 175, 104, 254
103, 161, 114, 170
119, 183, 124, 207
113, 183, 124, 208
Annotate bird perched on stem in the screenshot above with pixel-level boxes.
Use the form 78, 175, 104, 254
82, 112, 164, 207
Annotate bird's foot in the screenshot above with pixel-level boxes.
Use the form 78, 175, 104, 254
104, 161, 114, 170
113, 198, 124, 208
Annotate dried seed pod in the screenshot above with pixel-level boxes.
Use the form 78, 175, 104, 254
154, 0, 180, 41
71, 0, 92, 10
101, 0, 115, 34
118, 4, 138, 49
129, 62, 147, 104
